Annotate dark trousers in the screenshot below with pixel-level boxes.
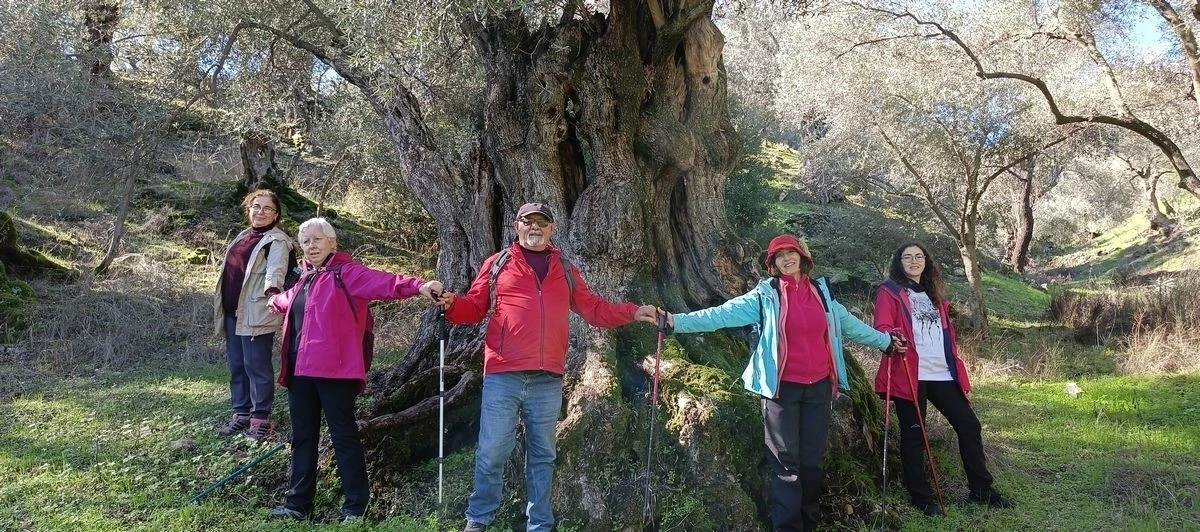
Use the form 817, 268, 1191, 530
223, 316, 275, 419
894, 380, 993, 505
763, 379, 833, 532
285, 376, 369, 516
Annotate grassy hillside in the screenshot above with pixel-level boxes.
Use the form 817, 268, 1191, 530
1046, 198, 1200, 283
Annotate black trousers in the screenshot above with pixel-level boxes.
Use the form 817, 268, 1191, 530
285, 376, 369, 516
763, 379, 833, 532
893, 380, 993, 505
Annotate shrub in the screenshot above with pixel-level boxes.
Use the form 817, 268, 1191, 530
1048, 275, 1200, 375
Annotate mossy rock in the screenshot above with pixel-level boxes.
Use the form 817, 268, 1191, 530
0, 261, 36, 343
0, 212, 73, 279
183, 247, 210, 265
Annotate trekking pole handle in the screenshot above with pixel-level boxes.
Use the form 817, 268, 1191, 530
430, 290, 451, 340
655, 308, 672, 335
885, 328, 906, 356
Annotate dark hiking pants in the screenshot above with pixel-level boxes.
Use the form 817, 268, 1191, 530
284, 376, 369, 517
763, 379, 833, 532
894, 380, 993, 506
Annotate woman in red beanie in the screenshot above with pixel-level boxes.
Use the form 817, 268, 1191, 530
653, 234, 904, 531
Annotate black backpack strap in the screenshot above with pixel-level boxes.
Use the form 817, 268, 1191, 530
486, 248, 512, 318
881, 279, 904, 297
487, 248, 578, 316
559, 254, 577, 310
331, 266, 359, 323
807, 277, 831, 313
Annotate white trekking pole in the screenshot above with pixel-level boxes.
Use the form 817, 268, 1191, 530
437, 306, 447, 505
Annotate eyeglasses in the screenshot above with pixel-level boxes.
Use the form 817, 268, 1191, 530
901, 254, 926, 262
519, 218, 552, 228
249, 204, 277, 214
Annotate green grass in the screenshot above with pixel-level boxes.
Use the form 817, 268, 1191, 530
4, 361, 1197, 531
1048, 202, 1200, 281
881, 375, 1200, 531
0, 361, 478, 531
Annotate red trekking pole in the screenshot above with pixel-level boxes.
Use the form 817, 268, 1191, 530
642, 309, 668, 527
881, 354, 894, 514
881, 329, 905, 516
900, 353, 946, 515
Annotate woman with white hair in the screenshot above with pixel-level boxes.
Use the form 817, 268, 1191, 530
266, 217, 442, 524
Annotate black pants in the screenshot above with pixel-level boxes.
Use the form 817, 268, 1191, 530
285, 376, 369, 516
894, 380, 993, 505
763, 379, 833, 532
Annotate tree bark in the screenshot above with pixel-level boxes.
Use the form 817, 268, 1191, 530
1143, 171, 1174, 238
1118, 156, 1176, 238
239, 132, 281, 191
82, 0, 119, 80
958, 234, 988, 334
1007, 158, 1035, 274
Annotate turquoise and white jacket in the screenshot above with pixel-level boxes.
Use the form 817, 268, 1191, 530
673, 277, 891, 399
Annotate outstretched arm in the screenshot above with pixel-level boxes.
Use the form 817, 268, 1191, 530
672, 290, 762, 334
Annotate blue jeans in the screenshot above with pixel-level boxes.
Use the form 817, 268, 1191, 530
465, 371, 563, 531
224, 316, 275, 419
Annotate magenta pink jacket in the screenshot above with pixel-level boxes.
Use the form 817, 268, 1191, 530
269, 251, 425, 391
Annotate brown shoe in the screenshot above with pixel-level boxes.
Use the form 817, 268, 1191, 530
218, 414, 250, 437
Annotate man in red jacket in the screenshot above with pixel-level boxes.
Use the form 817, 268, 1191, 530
436, 202, 657, 532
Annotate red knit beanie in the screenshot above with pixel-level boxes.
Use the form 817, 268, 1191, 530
765, 235, 812, 274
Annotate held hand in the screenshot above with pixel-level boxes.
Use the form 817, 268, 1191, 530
267, 295, 281, 314
419, 280, 444, 300
433, 291, 456, 310
657, 307, 674, 335
634, 305, 659, 324
886, 329, 907, 355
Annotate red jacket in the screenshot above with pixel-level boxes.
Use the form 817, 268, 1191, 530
270, 251, 425, 391
872, 280, 971, 401
446, 243, 638, 375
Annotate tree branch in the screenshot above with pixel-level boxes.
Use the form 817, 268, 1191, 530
836, 33, 939, 59
852, 3, 1200, 196
297, 0, 349, 47
240, 21, 378, 104
1146, 0, 1200, 111
877, 127, 960, 239
974, 134, 1069, 205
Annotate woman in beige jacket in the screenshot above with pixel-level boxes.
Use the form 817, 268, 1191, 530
212, 189, 294, 440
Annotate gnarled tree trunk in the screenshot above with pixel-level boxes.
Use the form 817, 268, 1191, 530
82, 0, 119, 80
359, 4, 761, 527
239, 131, 281, 192
1006, 158, 1035, 274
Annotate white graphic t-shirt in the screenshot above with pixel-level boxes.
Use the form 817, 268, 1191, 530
909, 290, 953, 381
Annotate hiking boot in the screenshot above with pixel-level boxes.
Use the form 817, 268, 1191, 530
340, 512, 364, 525
913, 501, 944, 517
218, 414, 250, 437
968, 488, 1014, 508
268, 505, 307, 521
462, 521, 487, 532
244, 418, 273, 441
